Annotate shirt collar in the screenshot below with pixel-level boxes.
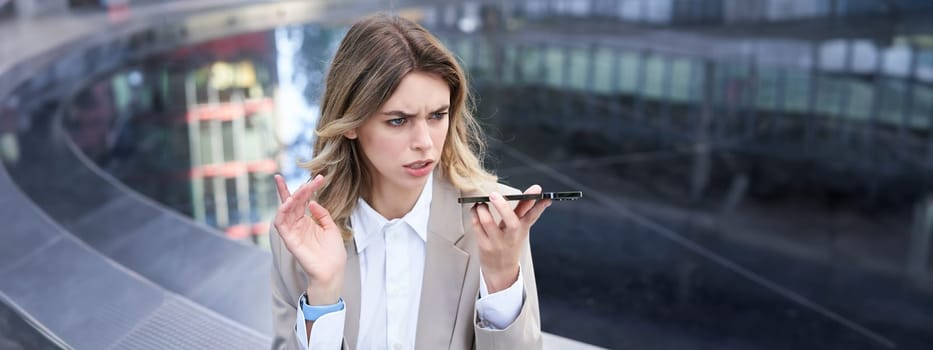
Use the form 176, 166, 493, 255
352, 172, 433, 254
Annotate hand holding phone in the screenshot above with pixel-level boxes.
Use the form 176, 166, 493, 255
458, 191, 583, 204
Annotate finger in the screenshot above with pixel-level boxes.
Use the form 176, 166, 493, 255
273, 199, 298, 241
520, 199, 552, 227
273, 208, 285, 230
487, 192, 520, 230
277, 195, 303, 225
278, 176, 317, 223
474, 203, 502, 240
514, 184, 542, 218
471, 204, 489, 238
292, 174, 324, 206
273, 174, 291, 203
470, 205, 492, 251
308, 201, 338, 232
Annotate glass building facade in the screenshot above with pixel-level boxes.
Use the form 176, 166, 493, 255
3, 0, 933, 348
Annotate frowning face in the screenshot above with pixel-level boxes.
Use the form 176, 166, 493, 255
346, 71, 450, 197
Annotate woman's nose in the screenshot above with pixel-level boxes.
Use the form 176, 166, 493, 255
410, 118, 432, 150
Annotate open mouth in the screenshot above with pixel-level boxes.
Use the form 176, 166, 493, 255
405, 160, 432, 169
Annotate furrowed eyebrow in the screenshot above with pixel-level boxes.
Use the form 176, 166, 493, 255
382, 105, 449, 117
383, 110, 414, 118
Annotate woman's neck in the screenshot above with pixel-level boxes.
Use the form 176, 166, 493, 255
366, 180, 427, 220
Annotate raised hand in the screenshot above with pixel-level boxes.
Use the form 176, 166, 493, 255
471, 185, 552, 293
273, 174, 346, 305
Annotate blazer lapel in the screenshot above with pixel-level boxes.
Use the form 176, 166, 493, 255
343, 240, 361, 350
414, 171, 470, 349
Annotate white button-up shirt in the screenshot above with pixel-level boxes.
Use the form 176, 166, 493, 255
296, 174, 525, 349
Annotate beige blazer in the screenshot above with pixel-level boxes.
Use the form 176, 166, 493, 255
269, 172, 542, 350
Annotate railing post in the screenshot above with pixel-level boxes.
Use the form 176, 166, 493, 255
804, 40, 821, 147
907, 196, 933, 282
690, 60, 714, 202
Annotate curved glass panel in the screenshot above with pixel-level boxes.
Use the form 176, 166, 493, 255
64, 2, 933, 348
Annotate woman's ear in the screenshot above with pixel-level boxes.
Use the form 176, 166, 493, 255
344, 129, 358, 140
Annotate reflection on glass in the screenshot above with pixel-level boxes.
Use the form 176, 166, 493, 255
63, 2, 933, 349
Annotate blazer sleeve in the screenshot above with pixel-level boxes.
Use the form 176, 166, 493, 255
269, 224, 304, 350
473, 239, 542, 349
269, 225, 350, 350
472, 184, 543, 349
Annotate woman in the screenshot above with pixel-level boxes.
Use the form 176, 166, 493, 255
269, 13, 551, 350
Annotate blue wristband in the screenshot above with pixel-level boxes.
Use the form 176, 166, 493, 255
299, 293, 345, 321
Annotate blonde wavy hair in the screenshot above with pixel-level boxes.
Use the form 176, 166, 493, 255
300, 14, 497, 240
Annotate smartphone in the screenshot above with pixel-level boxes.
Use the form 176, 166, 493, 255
457, 191, 583, 204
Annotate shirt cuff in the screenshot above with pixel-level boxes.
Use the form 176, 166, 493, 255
294, 297, 345, 349
476, 265, 525, 330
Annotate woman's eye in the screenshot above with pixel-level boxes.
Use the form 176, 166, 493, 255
388, 118, 406, 126
430, 112, 448, 120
